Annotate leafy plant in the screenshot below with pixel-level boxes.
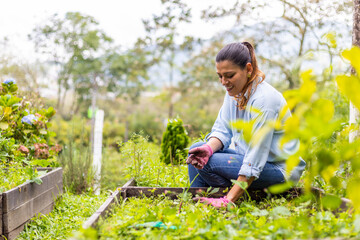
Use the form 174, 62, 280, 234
0, 78, 59, 165
160, 118, 190, 165
92, 195, 358, 239
123, 132, 188, 187
0, 79, 60, 192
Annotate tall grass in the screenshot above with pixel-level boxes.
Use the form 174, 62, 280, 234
57, 121, 95, 194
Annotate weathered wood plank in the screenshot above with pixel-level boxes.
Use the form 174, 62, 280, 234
119, 178, 136, 199
122, 178, 136, 188
122, 187, 256, 200
82, 193, 118, 229
3, 168, 63, 213
121, 186, 326, 202
4, 222, 25, 240
3, 183, 62, 233
4, 201, 55, 240
0, 194, 3, 236
83, 179, 135, 229
339, 198, 353, 213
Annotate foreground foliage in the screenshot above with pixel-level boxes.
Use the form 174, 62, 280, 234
89, 196, 359, 240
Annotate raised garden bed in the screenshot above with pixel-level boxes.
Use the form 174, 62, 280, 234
83, 178, 353, 230
0, 167, 63, 240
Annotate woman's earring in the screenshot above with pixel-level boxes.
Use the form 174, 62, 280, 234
247, 73, 251, 78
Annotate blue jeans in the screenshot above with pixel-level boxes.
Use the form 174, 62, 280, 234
188, 142, 285, 189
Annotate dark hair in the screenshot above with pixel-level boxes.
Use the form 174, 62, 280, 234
216, 42, 265, 110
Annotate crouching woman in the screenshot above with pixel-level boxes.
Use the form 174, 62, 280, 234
186, 42, 306, 207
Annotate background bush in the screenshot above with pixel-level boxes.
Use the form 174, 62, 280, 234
160, 118, 190, 165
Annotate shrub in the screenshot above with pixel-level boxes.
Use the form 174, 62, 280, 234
0, 78, 60, 192
0, 78, 59, 166
160, 118, 189, 165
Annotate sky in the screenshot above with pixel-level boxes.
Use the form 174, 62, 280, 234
0, 0, 241, 60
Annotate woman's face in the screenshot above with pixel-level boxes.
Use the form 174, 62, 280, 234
216, 60, 252, 97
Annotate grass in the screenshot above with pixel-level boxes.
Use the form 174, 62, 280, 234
17, 191, 107, 240
91, 195, 359, 240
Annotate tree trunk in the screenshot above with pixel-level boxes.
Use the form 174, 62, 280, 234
350, 0, 360, 142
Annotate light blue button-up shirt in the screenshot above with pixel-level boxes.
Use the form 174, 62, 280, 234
207, 79, 305, 181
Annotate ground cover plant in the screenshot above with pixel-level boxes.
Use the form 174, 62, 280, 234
90, 195, 359, 240
17, 191, 107, 240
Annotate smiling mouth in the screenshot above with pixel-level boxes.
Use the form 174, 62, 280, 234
225, 86, 234, 91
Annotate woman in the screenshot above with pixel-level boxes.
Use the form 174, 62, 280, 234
186, 42, 306, 207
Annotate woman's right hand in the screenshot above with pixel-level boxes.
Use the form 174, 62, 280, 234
186, 144, 213, 169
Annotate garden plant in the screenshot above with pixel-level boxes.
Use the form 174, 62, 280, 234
0, 79, 60, 193
160, 118, 190, 165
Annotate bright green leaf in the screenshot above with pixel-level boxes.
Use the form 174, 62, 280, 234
268, 181, 294, 194
347, 177, 360, 213
231, 179, 248, 190
342, 46, 360, 77
321, 195, 341, 210
336, 75, 360, 111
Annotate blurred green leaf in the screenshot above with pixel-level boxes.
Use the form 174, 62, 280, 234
336, 75, 360, 111
342, 46, 360, 77
321, 195, 341, 210
268, 181, 294, 194
347, 177, 360, 213
272, 206, 291, 216
231, 179, 248, 190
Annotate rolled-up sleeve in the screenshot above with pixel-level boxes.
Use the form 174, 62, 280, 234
238, 109, 277, 179
206, 94, 233, 149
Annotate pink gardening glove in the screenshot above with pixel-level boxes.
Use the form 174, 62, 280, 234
186, 144, 213, 169
193, 196, 231, 208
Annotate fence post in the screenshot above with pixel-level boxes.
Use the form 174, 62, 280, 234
93, 109, 104, 195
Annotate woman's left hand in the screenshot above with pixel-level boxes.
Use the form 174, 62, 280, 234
193, 196, 232, 208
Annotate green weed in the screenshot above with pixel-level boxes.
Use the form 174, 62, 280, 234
18, 191, 107, 240
94, 196, 359, 240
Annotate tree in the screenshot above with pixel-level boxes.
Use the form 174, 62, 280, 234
177, 37, 226, 136
350, 0, 360, 141
141, 0, 196, 118
30, 12, 113, 118
105, 42, 154, 141
201, 0, 352, 88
